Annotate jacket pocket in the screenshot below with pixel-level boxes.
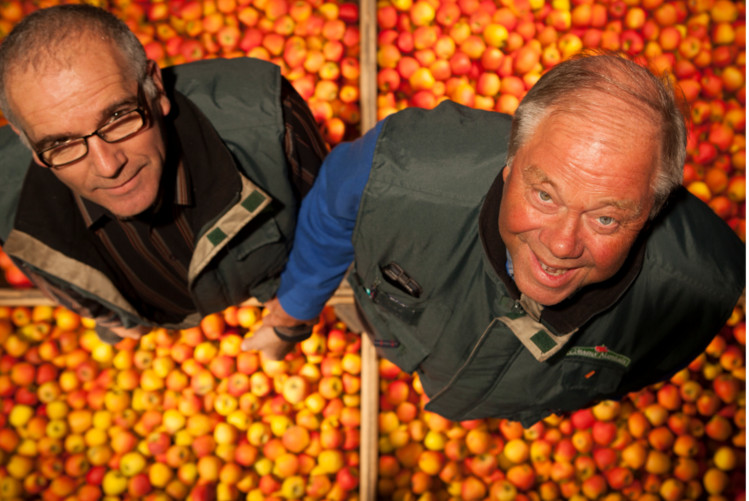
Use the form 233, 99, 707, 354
541, 357, 626, 413
232, 212, 285, 261
231, 214, 289, 301
352, 267, 452, 373
422, 318, 521, 421
193, 214, 289, 312
423, 320, 627, 425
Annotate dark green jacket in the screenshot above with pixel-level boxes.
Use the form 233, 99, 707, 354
0, 58, 296, 329
350, 102, 745, 426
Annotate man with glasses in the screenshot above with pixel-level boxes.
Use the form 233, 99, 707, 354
0, 4, 326, 343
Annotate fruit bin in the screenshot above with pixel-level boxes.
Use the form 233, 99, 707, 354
0, 0, 381, 498
368, 0, 746, 500
0, 0, 745, 499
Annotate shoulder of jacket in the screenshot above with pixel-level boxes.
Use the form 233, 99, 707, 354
370, 102, 512, 198
162, 58, 281, 113
0, 124, 29, 173
0, 125, 31, 242
164, 57, 279, 83
383, 100, 513, 132
642, 187, 745, 300
163, 58, 285, 144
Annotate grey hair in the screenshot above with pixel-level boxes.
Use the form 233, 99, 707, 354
506, 51, 687, 218
0, 4, 157, 138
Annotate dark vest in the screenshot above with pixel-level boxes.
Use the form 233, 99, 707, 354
349, 101, 745, 426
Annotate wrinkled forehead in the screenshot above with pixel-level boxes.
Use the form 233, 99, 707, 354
520, 105, 661, 198
5, 32, 128, 91
540, 94, 662, 163
7, 37, 131, 95
549, 89, 661, 133
6, 45, 137, 138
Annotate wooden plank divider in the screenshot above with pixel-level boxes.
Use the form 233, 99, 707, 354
356, 0, 380, 497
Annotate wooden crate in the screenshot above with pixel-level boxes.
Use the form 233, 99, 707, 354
0, 0, 383, 497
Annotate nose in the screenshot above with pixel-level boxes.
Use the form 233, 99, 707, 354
87, 136, 126, 178
539, 213, 584, 259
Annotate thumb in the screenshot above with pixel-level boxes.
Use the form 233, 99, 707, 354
241, 324, 274, 352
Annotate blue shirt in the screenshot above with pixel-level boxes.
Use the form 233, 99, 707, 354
276, 120, 386, 319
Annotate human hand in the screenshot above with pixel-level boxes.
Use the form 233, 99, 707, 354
109, 324, 152, 340
95, 323, 152, 344
260, 297, 317, 328
241, 297, 317, 361
241, 323, 297, 361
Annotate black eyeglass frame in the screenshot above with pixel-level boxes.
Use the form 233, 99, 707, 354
35, 84, 151, 169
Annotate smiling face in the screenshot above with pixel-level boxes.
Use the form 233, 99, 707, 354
498, 106, 659, 306
7, 37, 171, 218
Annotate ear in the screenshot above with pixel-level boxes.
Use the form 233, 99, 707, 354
147, 60, 171, 117
502, 164, 511, 182
9, 123, 28, 145
30, 153, 47, 167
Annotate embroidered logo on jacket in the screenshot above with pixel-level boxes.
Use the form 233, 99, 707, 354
566, 346, 631, 368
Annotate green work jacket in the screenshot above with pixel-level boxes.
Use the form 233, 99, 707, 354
0, 58, 296, 330
350, 102, 745, 426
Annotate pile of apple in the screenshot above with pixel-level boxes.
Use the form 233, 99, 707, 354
0, 0, 361, 146
0, 304, 363, 500
376, 0, 745, 241
376, 303, 746, 500
0, 0, 745, 499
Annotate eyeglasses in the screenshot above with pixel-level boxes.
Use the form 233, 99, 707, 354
36, 107, 148, 169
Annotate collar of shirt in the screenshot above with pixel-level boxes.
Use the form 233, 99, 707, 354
479, 168, 647, 336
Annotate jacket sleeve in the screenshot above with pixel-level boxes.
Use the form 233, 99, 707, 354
275, 120, 386, 319
0, 126, 32, 244
19, 263, 127, 331
610, 189, 746, 395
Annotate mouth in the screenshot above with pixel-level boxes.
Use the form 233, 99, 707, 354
531, 250, 577, 283
99, 166, 142, 194
539, 261, 569, 277
511, 244, 587, 305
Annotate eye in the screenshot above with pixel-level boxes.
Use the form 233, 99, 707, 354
538, 190, 552, 202
597, 216, 616, 226
109, 110, 129, 122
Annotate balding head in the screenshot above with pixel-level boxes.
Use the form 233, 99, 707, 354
507, 52, 687, 218
0, 4, 153, 133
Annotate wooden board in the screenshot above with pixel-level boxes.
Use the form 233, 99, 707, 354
357, 0, 380, 497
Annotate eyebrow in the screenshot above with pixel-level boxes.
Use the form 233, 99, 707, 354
523, 164, 551, 185
522, 164, 644, 217
33, 95, 140, 151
